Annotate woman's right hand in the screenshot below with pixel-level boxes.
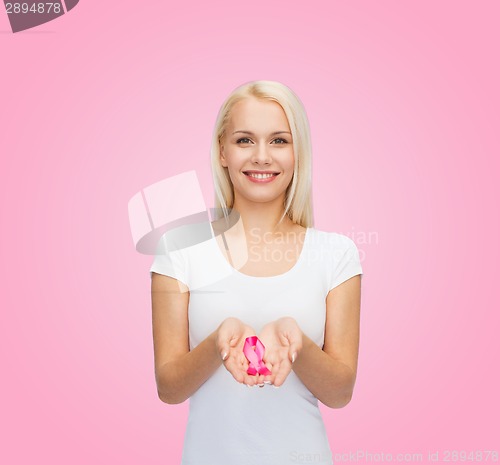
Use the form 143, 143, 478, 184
216, 317, 259, 386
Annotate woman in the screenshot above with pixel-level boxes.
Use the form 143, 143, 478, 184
150, 80, 363, 465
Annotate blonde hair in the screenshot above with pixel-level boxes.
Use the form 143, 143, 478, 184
210, 80, 314, 228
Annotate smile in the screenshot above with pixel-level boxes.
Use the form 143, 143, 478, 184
243, 172, 280, 183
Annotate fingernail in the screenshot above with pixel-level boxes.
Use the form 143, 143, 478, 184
264, 381, 272, 384
258, 383, 265, 388
221, 352, 228, 361
272, 384, 280, 389
292, 352, 297, 363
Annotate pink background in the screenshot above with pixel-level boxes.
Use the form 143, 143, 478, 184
1, 1, 498, 463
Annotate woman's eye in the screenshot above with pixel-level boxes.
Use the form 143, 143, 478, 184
236, 137, 289, 144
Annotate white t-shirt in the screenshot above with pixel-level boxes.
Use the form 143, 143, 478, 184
149, 225, 363, 465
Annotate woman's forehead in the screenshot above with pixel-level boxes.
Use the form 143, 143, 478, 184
227, 98, 290, 132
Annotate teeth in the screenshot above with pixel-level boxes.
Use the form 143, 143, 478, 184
247, 173, 275, 179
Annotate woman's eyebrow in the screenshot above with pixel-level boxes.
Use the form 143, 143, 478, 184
232, 130, 292, 136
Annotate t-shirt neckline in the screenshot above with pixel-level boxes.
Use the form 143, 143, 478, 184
210, 225, 313, 279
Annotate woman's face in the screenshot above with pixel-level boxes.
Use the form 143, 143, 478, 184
220, 97, 295, 208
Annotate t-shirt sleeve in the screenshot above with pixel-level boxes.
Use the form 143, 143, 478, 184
328, 236, 363, 291
149, 233, 189, 286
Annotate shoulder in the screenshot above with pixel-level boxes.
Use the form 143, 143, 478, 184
308, 227, 357, 252
310, 229, 363, 290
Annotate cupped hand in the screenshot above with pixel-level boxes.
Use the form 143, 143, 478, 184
256, 317, 303, 388
215, 317, 261, 386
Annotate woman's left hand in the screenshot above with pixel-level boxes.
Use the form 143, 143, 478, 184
256, 317, 303, 388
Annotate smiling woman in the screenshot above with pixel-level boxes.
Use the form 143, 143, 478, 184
149, 80, 363, 465
219, 97, 296, 206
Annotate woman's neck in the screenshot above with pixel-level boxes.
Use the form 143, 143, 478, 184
227, 199, 294, 237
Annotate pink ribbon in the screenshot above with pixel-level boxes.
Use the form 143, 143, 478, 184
243, 336, 272, 376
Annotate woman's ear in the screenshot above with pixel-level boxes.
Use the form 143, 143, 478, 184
220, 145, 228, 168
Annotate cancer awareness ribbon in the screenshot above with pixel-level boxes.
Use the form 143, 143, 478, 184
243, 336, 272, 376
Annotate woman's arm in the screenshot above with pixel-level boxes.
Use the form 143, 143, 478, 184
292, 274, 362, 408
152, 272, 223, 404
257, 275, 361, 405
152, 273, 262, 404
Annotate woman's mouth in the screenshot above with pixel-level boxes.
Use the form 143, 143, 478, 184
243, 171, 280, 183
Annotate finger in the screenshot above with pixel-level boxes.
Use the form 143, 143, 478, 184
266, 361, 279, 386
273, 358, 292, 387
225, 352, 248, 384
265, 359, 274, 372
238, 352, 250, 371
238, 354, 258, 384
277, 335, 300, 364
222, 331, 244, 358
245, 375, 258, 387
223, 356, 239, 377
278, 332, 291, 347
235, 355, 255, 386
242, 367, 258, 386
226, 364, 245, 384
289, 345, 299, 364
219, 342, 230, 361
262, 376, 273, 386
255, 373, 266, 387
262, 360, 274, 384
263, 349, 279, 366
240, 368, 254, 385
260, 352, 277, 382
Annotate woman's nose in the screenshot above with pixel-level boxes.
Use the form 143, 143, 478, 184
251, 143, 272, 164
